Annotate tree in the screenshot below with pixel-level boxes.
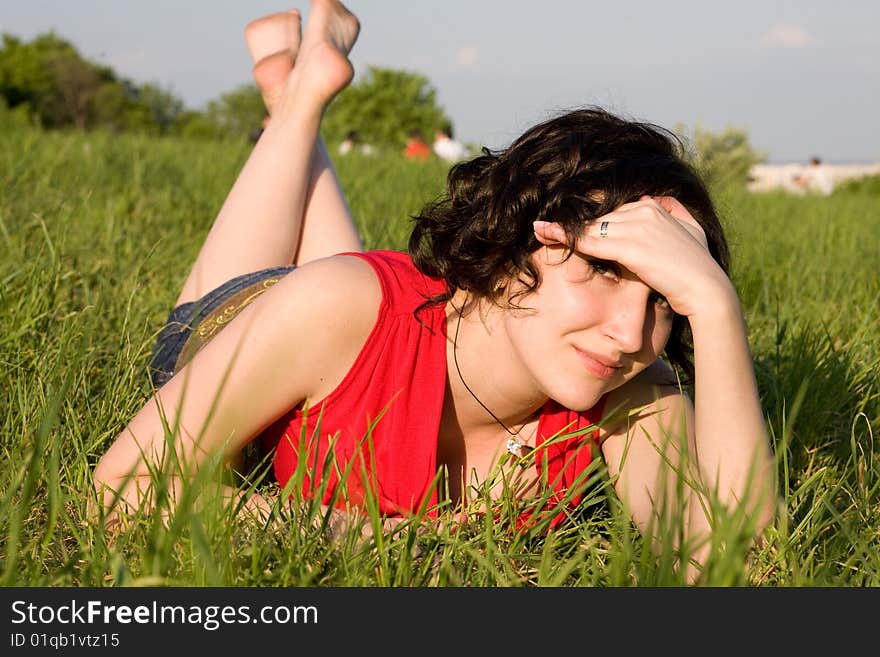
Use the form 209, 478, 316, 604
0, 95, 31, 128
204, 84, 265, 140
677, 123, 767, 188
175, 110, 219, 139
0, 32, 108, 128
45, 50, 105, 129
128, 82, 185, 134
0, 32, 188, 134
322, 66, 451, 149
0, 33, 64, 122
89, 81, 130, 131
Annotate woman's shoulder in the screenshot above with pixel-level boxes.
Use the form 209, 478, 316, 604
295, 253, 409, 334
270, 250, 444, 408
285, 252, 383, 310
265, 253, 384, 357
343, 250, 446, 309
270, 254, 384, 402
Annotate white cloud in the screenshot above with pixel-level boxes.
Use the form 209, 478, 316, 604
455, 45, 478, 69
760, 23, 816, 48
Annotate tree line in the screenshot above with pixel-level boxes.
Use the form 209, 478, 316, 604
1, 31, 764, 185
0, 31, 453, 148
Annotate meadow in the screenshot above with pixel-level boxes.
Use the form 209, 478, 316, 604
1, 127, 878, 586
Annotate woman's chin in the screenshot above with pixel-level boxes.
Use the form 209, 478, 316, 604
548, 383, 609, 413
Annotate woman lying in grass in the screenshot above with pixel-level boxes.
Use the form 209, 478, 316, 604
93, 0, 776, 579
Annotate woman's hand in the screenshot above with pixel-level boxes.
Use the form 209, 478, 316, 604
533, 196, 736, 319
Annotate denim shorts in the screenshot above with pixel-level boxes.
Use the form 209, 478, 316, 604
149, 266, 296, 388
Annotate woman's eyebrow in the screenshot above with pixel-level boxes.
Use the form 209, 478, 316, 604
573, 251, 618, 269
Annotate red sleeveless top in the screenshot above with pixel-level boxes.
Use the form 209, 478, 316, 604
262, 251, 605, 525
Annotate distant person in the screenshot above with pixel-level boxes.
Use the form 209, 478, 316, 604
433, 123, 468, 162
404, 128, 431, 160
338, 129, 374, 156
94, 0, 775, 582
338, 130, 358, 155
794, 156, 834, 196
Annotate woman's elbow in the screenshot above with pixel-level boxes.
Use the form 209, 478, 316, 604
90, 447, 143, 526
90, 456, 121, 522
751, 479, 779, 537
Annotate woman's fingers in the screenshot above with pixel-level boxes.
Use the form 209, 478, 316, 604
651, 196, 708, 248
534, 196, 708, 257
533, 218, 621, 258
533, 196, 708, 253
532, 220, 566, 245
629, 195, 708, 249
532, 219, 625, 251
601, 196, 708, 248
652, 195, 690, 220
534, 217, 626, 254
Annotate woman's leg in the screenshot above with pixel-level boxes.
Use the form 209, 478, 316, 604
246, 8, 363, 268
174, 1, 361, 307
295, 138, 363, 265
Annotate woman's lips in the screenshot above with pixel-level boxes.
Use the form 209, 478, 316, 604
574, 347, 622, 380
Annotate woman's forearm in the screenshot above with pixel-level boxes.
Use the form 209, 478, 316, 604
688, 289, 776, 528
92, 469, 402, 545
92, 472, 272, 528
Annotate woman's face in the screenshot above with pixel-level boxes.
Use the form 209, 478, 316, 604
503, 244, 675, 411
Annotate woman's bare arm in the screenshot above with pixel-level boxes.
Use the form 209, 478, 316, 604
602, 331, 773, 582
93, 255, 381, 522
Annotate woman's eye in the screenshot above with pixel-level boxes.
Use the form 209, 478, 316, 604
586, 257, 619, 279
567, 255, 621, 284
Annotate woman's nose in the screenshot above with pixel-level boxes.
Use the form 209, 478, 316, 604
603, 293, 649, 355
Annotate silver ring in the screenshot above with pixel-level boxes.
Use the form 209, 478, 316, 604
599, 220, 610, 238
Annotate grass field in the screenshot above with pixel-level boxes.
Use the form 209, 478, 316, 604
1, 127, 878, 586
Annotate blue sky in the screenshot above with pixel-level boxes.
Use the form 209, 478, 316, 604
3, 0, 879, 163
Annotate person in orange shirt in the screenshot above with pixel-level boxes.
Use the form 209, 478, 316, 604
404, 128, 431, 160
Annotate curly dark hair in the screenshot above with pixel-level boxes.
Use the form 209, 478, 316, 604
408, 106, 730, 382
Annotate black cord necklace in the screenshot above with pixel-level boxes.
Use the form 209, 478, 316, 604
452, 296, 534, 457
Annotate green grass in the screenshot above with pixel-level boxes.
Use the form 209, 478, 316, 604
1, 127, 878, 586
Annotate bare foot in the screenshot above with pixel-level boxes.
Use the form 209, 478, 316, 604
245, 9, 302, 63
275, 0, 360, 117
245, 10, 302, 115
301, 0, 360, 59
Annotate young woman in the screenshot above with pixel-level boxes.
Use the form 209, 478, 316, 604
93, 1, 776, 574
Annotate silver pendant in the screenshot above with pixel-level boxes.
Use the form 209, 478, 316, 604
506, 438, 533, 456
